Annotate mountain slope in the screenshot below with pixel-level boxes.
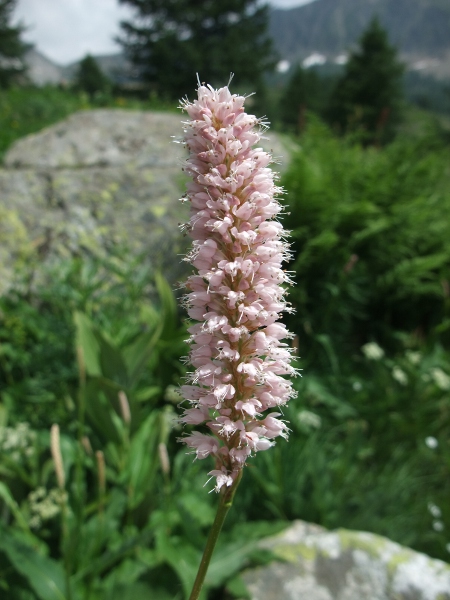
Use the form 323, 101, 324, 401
269, 0, 450, 61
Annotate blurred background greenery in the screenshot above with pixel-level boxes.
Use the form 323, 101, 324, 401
1, 0, 450, 598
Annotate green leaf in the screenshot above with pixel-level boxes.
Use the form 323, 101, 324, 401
304, 375, 356, 419
382, 253, 449, 297
155, 272, 178, 336
0, 482, 30, 531
59, 434, 78, 481
0, 403, 7, 427
226, 575, 251, 599
206, 539, 271, 588
0, 525, 68, 600
123, 326, 163, 389
84, 380, 122, 444
121, 411, 160, 508
210, 544, 276, 588
74, 311, 130, 386
177, 492, 215, 528
134, 385, 161, 402
72, 529, 153, 582
435, 318, 450, 334
74, 311, 101, 377
108, 582, 174, 600
351, 217, 389, 244
155, 530, 203, 600
315, 334, 340, 376
94, 331, 129, 387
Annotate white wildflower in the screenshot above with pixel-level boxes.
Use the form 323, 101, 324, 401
405, 350, 421, 365
361, 342, 384, 361
425, 436, 439, 449
28, 487, 67, 529
428, 503, 442, 518
0, 422, 36, 459
29, 487, 46, 503
430, 368, 450, 391
297, 410, 322, 429
433, 520, 445, 532
392, 366, 408, 386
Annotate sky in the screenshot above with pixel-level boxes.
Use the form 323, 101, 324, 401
13, 0, 316, 65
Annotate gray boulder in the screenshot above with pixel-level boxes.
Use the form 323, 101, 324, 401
0, 109, 288, 294
242, 520, 450, 600
3, 109, 183, 170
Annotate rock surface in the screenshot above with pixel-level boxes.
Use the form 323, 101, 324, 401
242, 520, 450, 600
0, 109, 288, 294
4, 110, 184, 170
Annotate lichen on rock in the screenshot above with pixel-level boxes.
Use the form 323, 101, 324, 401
242, 520, 450, 600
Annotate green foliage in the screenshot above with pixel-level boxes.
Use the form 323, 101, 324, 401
278, 66, 334, 133
0, 285, 78, 428
73, 54, 112, 98
282, 117, 450, 368
118, 0, 277, 100
0, 526, 66, 600
0, 0, 27, 88
0, 86, 87, 161
238, 340, 450, 560
0, 257, 279, 598
327, 17, 404, 144
0, 86, 177, 162
0, 254, 185, 429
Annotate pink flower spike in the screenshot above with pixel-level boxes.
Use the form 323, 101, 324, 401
178, 83, 297, 491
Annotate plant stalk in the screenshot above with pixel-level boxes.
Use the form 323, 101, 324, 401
188, 469, 243, 600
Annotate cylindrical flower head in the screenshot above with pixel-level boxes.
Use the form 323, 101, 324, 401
179, 83, 297, 492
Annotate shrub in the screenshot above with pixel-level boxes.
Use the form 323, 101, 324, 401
282, 117, 450, 370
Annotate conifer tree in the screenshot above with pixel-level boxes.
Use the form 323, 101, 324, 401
279, 65, 335, 133
74, 54, 111, 97
0, 0, 27, 88
328, 17, 404, 144
117, 0, 276, 100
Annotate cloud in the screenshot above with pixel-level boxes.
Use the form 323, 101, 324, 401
13, 0, 316, 65
13, 0, 133, 64
273, 0, 316, 7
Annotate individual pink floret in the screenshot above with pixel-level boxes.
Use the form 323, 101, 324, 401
178, 83, 297, 491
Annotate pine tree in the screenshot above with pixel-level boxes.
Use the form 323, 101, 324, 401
328, 17, 404, 144
279, 65, 335, 134
74, 55, 111, 97
0, 0, 27, 88
117, 0, 276, 100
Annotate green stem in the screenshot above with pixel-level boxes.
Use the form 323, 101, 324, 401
188, 469, 243, 600
61, 497, 73, 600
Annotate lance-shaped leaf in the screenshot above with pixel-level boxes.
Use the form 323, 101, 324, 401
0, 525, 68, 600
121, 410, 162, 509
